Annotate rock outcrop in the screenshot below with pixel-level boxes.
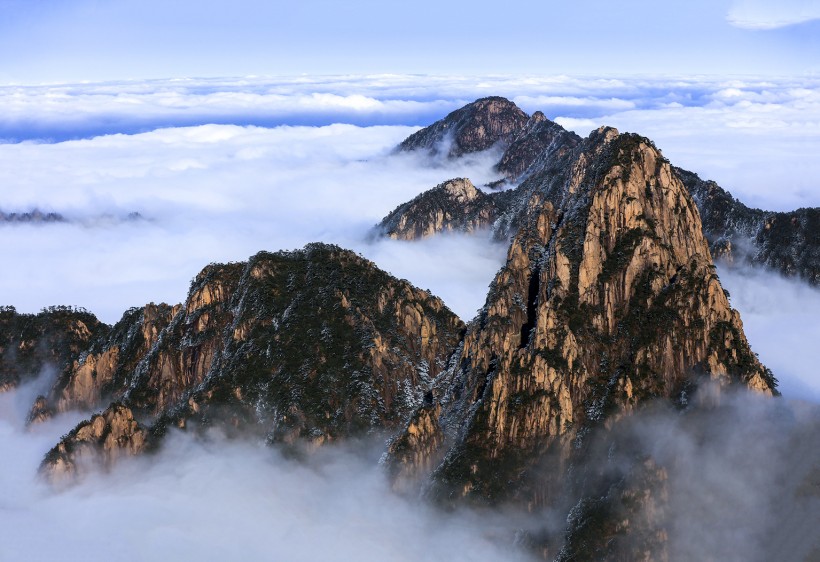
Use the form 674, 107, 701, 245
38, 243, 464, 480
397, 97, 529, 158
0, 305, 107, 392
42, 303, 179, 417
41, 403, 147, 483
386, 126, 776, 559
378, 178, 507, 240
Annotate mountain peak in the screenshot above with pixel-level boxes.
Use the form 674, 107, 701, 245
397, 97, 529, 158
387, 122, 775, 508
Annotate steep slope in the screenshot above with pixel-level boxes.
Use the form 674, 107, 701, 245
391, 97, 820, 284
496, 111, 581, 181
397, 97, 529, 158
41, 303, 179, 416
381, 104, 581, 242
386, 127, 775, 556
40, 243, 464, 479
677, 167, 820, 284
0, 306, 107, 392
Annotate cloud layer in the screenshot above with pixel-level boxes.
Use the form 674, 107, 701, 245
0, 123, 507, 325
0, 383, 531, 562
2, 75, 819, 211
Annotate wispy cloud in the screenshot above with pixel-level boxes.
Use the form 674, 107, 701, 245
0, 385, 532, 562
727, 0, 820, 29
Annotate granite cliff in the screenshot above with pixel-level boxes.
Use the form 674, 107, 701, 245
387, 123, 776, 560
390, 98, 820, 285
38, 244, 463, 480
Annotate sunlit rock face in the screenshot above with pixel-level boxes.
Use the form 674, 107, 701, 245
41, 403, 147, 484
378, 178, 506, 240
387, 124, 776, 559
396, 96, 529, 158
38, 243, 464, 479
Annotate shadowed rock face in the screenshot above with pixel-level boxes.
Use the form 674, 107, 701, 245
38, 243, 464, 479
397, 97, 529, 158
496, 111, 581, 181
392, 97, 820, 285
0, 306, 107, 392
677, 167, 820, 285
386, 127, 776, 559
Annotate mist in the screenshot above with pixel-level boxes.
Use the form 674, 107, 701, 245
0, 123, 508, 324
601, 386, 820, 561
717, 264, 820, 402
0, 382, 533, 562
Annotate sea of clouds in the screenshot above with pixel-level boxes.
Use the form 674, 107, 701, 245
0, 74, 818, 560
3, 74, 819, 209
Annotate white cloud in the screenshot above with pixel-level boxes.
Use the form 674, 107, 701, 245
0, 386, 532, 562
2, 75, 819, 212
0, 123, 507, 324
727, 0, 820, 29
717, 265, 820, 402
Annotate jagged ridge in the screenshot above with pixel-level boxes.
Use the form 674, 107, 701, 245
38, 243, 464, 479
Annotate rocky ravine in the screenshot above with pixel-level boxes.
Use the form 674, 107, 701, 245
36, 243, 464, 480
392, 97, 820, 285
386, 125, 776, 560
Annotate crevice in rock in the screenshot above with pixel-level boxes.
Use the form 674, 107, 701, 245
520, 269, 540, 349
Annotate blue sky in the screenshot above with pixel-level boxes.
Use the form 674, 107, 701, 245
0, 0, 818, 82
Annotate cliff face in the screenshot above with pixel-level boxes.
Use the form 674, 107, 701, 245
386, 127, 775, 517
0, 306, 107, 392
391, 97, 820, 285
397, 97, 529, 158
39, 243, 464, 478
43, 303, 179, 416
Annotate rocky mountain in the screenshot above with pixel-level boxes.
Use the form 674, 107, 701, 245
386, 125, 776, 559
38, 243, 464, 480
397, 96, 529, 159
0, 209, 66, 224
378, 178, 512, 240
677, 167, 820, 284
4, 94, 813, 560
390, 98, 820, 285
0, 305, 106, 392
